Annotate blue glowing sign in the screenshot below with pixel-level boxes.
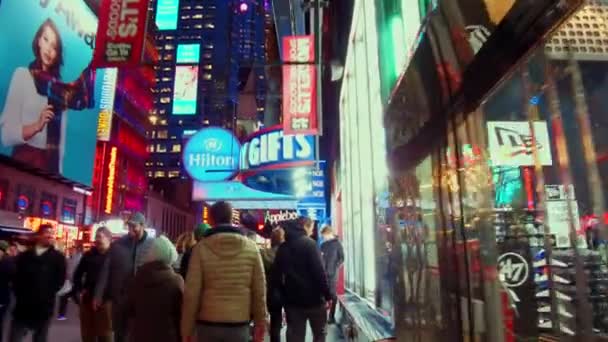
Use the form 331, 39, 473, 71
176, 44, 200, 64
240, 126, 315, 172
297, 161, 326, 205
183, 128, 241, 182
155, 0, 179, 30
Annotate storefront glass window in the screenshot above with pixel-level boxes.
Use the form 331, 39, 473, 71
392, 4, 608, 339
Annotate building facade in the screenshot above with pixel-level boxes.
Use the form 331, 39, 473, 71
331, 0, 608, 341
147, 0, 269, 182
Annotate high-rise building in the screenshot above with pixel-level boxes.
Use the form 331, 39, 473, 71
147, 0, 269, 183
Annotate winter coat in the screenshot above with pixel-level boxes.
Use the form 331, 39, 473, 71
179, 246, 193, 280
181, 225, 267, 337
0, 256, 15, 305
128, 261, 183, 342
95, 231, 154, 303
12, 247, 66, 326
73, 248, 109, 303
272, 226, 331, 309
261, 246, 281, 309
320, 239, 344, 281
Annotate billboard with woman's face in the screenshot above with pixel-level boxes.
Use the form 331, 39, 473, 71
0, 0, 102, 187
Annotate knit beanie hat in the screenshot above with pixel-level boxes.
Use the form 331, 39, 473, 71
194, 223, 211, 241
146, 235, 178, 266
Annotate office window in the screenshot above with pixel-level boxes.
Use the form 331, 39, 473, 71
168, 171, 180, 178
154, 171, 166, 178
164, 44, 175, 50
171, 144, 181, 153
157, 130, 168, 139
147, 171, 153, 177
156, 144, 167, 153
203, 73, 212, 80
204, 23, 215, 29
160, 97, 171, 104
203, 64, 212, 70
147, 144, 155, 152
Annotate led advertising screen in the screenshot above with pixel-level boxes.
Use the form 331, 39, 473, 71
155, 0, 180, 31
0, 0, 103, 187
172, 66, 198, 115
176, 44, 200, 64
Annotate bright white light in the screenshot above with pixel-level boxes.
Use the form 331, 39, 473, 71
239, 2, 248, 12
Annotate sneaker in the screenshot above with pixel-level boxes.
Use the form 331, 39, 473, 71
57, 316, 67, 321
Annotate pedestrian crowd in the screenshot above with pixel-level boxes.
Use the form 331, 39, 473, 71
0, 200, 344, 342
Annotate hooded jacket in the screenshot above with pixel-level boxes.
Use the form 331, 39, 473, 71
181, 225, 267, 337
128, 261, 183, 342
272, 225, 331, 308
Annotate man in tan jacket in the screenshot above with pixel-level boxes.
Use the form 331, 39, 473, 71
181, 201, 267, 342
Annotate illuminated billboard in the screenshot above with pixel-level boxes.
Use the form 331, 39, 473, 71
0, 0, 103, 187
176, 44, 200, 64
172, 66, 198, 115
155, 0, 179, 30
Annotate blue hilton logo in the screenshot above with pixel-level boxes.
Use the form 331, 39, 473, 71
183, 127, 241, 182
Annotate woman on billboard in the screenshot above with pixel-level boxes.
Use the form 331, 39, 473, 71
0, 18, 94, 174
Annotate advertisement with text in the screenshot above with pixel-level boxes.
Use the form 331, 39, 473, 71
0, 0, 102, 186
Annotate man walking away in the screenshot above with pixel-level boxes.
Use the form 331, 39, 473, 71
9, 224, 66, 342
94, 212, 154, 342
180, 223, 210, 280
182, 201, 267, 342
0, 240, 15, 339
320, 226, 344, 324
57, 245, 83, 320
272, 217, 332, 342
261, 227, 285, 342
74, 227, 113, 342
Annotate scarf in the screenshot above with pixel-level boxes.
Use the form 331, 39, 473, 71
28, 63, 96, 173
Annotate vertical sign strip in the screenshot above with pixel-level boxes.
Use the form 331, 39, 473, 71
105, 146, 118, 214
97, 68, 118, 141
282, 36, 318, 136
93, 0, 150, 68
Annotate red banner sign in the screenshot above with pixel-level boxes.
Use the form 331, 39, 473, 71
282, 35, 318, 135
92, 0, 150, 68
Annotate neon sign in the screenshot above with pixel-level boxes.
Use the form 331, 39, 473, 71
240, 126, 315, 172
183, 128, 241, 182
105, 147, 118, 214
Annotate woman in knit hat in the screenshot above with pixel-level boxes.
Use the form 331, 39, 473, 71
127, 236, 183, 342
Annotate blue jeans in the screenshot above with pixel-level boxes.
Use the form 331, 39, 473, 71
8, 318, 51, 342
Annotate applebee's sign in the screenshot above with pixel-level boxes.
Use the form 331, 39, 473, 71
265, 210, 298, 225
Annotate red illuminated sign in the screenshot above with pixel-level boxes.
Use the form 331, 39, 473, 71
282, 35, 318, 135
105, 147, 118, 214
93, 0, 150, 68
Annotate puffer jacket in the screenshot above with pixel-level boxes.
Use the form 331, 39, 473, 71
181, 225, 267, 337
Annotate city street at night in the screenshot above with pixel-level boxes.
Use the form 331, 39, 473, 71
1, 0, 608, 341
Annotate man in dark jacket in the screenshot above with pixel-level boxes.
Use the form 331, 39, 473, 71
320, 226, 344, 324
0, 240, 15, 339
9, 224, 66, 342
94, 212, 154, 342
74, 227, 113, 342
272, 217, 332, 342
261, 227, 285, 342
179, 223, 210, 279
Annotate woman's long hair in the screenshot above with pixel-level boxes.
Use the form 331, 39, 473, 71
30, 18, 64, 79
